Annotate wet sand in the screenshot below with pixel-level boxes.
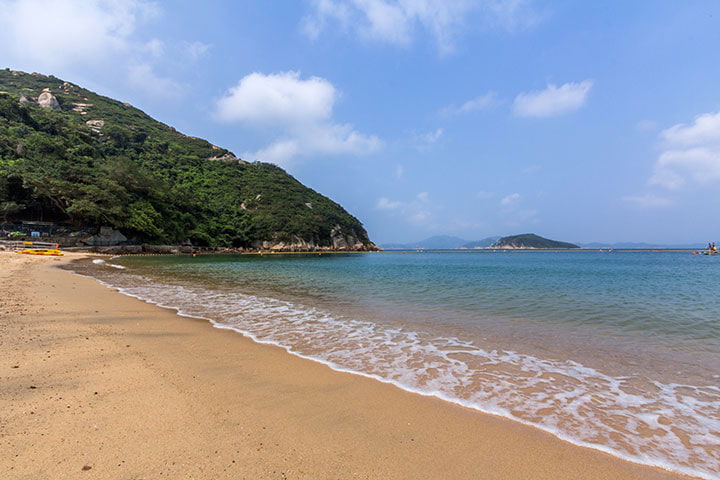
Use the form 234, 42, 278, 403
0, 252, 694, 479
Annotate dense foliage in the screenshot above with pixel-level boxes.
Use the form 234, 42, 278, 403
491, 234, 579, 249
0, 70, 372, 247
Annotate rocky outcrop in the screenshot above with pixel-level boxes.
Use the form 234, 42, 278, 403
37, 88, 61, 110
330, 225, 366, 250
249, 227, 378, 252
86, 119, 105, 132
208, 152, 249, 165
90, 245, 143, 254
84, 227, 127, 246
72, 103, 92, 113
18, 94, 32, 105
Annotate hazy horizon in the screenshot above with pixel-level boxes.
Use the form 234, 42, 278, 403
377, 234, 705, 247
2, 1, 719, 245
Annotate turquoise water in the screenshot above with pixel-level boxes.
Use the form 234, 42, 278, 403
77, 251, 720, 479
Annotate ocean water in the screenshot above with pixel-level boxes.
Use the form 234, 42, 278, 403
75, 252, 720, 479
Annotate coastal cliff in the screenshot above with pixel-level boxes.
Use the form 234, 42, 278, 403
0, 70, 377, 251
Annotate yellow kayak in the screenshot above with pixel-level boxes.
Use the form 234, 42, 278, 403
18, 248, 64, 256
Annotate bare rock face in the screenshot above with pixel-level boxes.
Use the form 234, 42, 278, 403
85, 119, 105, 132
331, 225, 365, 251
18, 94, 32, 105
209, 153, 238, 162
208, 153, 249, 165
72, 103, 92, 113
248, 227, 377, 252
37, 88, 60, 110
84, 227, 127, 246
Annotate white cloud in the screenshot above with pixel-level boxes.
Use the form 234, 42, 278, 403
660, 111, 720, 148
410, 211, 431, 223
184, 41, 211, 60
0, 0, 157, 70
217, 71, 381, 165
486, 0, 543, 31
651, 148, 720, 189
623, 194, 672, 208
422, 128, 444, 143
216, 71, 335, 125
498, 192, 539, 225
142, 38, 164, 58
0, 0, 207, 98
650, 112, 720, 189
303, 122, 381, 154
377, 197, 403, 209
127, 63, 184, 98
442, 92, 498, 115
513, 80, 593, 117
375, 194, 433, 224
395, 164, 405, 179
412, 128, 444, 150
302, 0, 541, 53
245, 140, 301, 167
500, 192, 521, 206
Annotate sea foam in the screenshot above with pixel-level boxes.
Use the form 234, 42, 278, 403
82, 268, 720, 479
92, 258, 126, 269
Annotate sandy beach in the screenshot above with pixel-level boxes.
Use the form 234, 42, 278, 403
0, 252, 693, 479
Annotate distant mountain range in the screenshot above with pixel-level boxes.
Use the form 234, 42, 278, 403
381, 235, 470, 250
460, 237, 501, 249
380, 235, 704, 250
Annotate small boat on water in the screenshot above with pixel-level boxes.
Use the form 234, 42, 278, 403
693, 242, 719, 255
17, 248, 63, 256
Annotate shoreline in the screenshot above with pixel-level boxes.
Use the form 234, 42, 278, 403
1, 252, 695, 479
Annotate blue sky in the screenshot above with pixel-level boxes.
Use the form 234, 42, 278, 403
2, 1, 720, 244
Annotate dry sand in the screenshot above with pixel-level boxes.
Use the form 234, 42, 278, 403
0, 252, 694, 479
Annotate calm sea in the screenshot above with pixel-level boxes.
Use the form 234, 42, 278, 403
73, 251, 720, 479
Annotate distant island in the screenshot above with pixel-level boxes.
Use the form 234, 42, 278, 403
0, 70, 376, 252
381, 234, 578, 250
490, 234, 579, 249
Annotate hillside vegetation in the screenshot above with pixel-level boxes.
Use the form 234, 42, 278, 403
490, 234, 579, 249
0, 70, 374, 249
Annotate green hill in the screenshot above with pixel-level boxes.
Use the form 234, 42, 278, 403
0, 69, 375, 250
490, 233, 579, 249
